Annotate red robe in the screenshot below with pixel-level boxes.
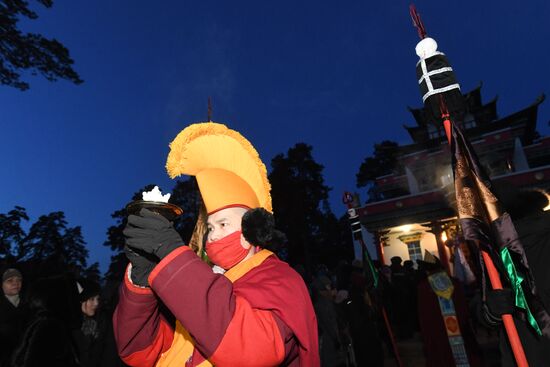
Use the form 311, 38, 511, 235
113, 248, 319, 366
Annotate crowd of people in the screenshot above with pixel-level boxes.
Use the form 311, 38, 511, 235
306, 186, 550, 367
0, 268, 124, 367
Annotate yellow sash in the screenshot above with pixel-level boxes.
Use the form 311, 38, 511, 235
156, 250, 274, 367
155, 321, 203, 367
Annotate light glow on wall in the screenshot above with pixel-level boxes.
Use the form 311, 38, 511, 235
397, 224, 412, 233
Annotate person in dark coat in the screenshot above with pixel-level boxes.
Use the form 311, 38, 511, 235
345, 263, 384, 367
11, 274, 81, 367
312, 275, 346, 367
389, 256, 414, 339
0, 268, 27, 367
73, 279, 123, 367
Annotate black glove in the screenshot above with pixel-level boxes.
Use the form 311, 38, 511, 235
124, 245, 157, 287
124, 208, 185, 260
484, 288, 515, 323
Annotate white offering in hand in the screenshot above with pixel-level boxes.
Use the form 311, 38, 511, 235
142, 186, 171, 203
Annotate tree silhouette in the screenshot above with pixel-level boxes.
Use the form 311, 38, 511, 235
1, 206, 100, 284
356, 140, 401, 202
23, 211, 88, 270
0, 206, 28, 263
169, 177, 202, 244
61, 226, 88, 270
81, 262, 101, 284
0, 0, 83, 90
269, 143, 344, 269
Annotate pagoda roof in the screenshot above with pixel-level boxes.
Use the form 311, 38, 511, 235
403, 85, 543, 146
466, 94, 544, 144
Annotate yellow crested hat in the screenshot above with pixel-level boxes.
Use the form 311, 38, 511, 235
166, 122, 272, 214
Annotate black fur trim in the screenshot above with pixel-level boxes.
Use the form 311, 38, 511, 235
242, 208, 286, 251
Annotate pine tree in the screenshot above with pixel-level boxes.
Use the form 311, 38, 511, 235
269, 143, 345, 269
0, 0, 83, 90
356, 140, 402, 201
0, 206, 28, 263
170, 177, 202, 244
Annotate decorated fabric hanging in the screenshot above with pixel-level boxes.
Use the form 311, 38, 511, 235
449, 122, 549, 337
427, 271, 470, 367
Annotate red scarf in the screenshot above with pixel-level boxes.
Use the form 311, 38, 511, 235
206, 231, 248, 270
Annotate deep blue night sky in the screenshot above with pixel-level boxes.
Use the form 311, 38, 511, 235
2, 1, 549, 273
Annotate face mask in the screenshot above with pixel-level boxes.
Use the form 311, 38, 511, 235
206, 230, 249, 270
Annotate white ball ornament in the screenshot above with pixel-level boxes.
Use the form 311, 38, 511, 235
415, 37, 438, 59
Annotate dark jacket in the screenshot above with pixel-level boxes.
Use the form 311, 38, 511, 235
73, 310, 123, 367
0, 295, 27, 367
11, 275, 81, 367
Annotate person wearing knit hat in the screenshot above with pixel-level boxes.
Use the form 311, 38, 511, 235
2, 268, 22, 306
114, 122, 319, 366
77, 279, 101, 315
2, 267, 22, 282
73, 279, 122, 367
1, 267, 26, 365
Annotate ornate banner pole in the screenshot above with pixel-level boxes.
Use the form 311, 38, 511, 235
410, 5, 531, 366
